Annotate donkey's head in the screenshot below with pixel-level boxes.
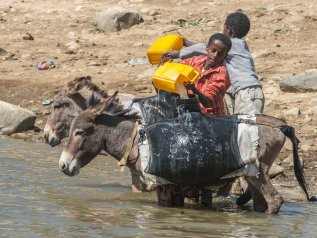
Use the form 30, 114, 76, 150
43, 91, 87, 146
43, 76, 106, 147
58, 92, 131, 176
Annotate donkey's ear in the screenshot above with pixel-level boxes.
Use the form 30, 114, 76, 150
66, 76, 92, 94
84, 76, 92, 83
90, 91, 119, 117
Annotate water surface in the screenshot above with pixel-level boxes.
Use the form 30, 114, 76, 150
0, 137, 316, 238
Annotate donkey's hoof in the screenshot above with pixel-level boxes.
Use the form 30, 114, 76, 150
309, 196, 317, 202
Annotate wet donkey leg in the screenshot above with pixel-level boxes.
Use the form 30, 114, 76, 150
156, 184, 185, 207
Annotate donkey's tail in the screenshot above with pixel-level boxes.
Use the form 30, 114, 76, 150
280, 125, 310, 201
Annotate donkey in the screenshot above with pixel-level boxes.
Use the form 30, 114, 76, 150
43, 76, 108, 146
46, 79, 281, 205
58, 93, 311, 214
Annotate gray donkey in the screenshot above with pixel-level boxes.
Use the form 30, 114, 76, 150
58, 93, 312, 214
43, 76, 107, 146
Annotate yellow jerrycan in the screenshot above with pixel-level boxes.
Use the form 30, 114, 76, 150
147, 34, 184, 65
152, 62, 199, 94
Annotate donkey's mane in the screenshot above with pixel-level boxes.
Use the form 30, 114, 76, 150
85, 81, 108, 107
101, 92, 140, 119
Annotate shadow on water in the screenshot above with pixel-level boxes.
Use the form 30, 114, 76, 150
0, 136, 317, 238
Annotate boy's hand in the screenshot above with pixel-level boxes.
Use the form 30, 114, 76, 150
183, 82, 195, 91
159, 55, 172, 65
161, 50, 180, 59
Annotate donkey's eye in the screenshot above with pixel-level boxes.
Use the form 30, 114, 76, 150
74, 129, 84, 136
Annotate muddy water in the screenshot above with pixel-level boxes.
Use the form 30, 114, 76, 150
0, 137, 316, 238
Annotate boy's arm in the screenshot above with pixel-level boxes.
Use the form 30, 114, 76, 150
161, 43, 208, 61
184, 83, 212, 105
185, 67, 230, 105
179, 43, 207, 60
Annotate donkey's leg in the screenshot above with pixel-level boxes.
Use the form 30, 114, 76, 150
185, 189, 200, 205
244, 177, 267, 212
156, 184, 185, 207
247, 163, 284, 214
252, 121, 286, 214
201, 188, 213, 207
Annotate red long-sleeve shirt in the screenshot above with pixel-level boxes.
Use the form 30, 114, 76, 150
181, 55, 230, 115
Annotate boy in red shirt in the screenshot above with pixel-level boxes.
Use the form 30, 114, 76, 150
180, 33, 231, 116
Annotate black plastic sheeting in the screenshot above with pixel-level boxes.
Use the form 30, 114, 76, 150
135, 91, 244, 185
137, 91, 200, 125
144, 112, 245, 185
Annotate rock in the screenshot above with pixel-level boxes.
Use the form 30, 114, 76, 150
252, 50, 271, 59
3, 53, 17, 60
279, 69, 317, 92
269, 163, 284, 178
22, 32, 34, 40
303, 116, 312, 122
67, 31, 77, 40
311, 98, 317, 107
93, 6, 144, 33
133, 42, 143, 47
264, 99, 273, 107
88, 61, 101, 66
0, 47, 7, 55
283, 154, 303, 168
263, 86, 279, 96
282, 153, 292, 165
300, 139, 313, 146
149, 10, 160, 16
140, 8, 150, 14
10, 132, 29, 140
0, 100, 36, 135
65, 41, 80, 54
267, 80, 275, 85
300, 145, 312, 152
36, 119, 44, 125
283, 107, 300, 117
75, 6, 82, 11
283, 139, 293, 151
206, 20, 216, 27
266, 3, 278, 12
307, 107, 317, 116
134, 85, 148, 91
136, 67, 156, 79
21, 53, 31, 59
128, 57, 149, 66
229, 177, 247, 195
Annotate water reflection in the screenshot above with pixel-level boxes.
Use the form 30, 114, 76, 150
0, 136, 316, 238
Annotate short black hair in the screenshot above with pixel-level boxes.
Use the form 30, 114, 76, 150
225, 11, 250, 38
208, 33, 232, 52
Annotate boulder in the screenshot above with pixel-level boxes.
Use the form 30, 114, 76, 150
0, 48, 7, 56
0, 100, 36, 135
269, 163, 284, 178
283, 107, 300, 117
279, 69, 317, 92
93, 6, 144, 32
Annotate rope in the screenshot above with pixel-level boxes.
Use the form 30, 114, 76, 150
118, 122, 138, 172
